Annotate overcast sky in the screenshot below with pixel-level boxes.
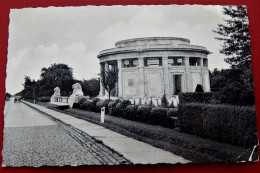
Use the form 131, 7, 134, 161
6, 5, 232, 95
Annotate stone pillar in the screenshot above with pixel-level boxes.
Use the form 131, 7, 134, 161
138, 57, 145, 97
117, 59, 123, 97
184, 57, 191, 92
104, 62, 109, 97
99, 63, 105, 97
162, 56, 169, 95
200, 58, 205, 90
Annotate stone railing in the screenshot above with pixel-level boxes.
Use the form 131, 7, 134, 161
55, 96, 69, 103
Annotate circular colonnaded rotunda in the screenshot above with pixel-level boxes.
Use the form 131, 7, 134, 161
98, 37, 211, 101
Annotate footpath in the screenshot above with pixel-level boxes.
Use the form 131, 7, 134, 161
22, 100, 190, 164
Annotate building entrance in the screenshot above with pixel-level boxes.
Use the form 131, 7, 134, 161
173, 75, 182, 95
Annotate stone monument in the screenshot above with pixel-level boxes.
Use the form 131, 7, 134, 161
68, 83, 84, 108
50, 87, 61, 103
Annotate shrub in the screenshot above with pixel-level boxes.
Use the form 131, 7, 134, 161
93, 97, 100, 105
116, 100, 131, 108
179, 92, 212, 104
78, 96, 87, 104
81, 100, 96, 112
167, 108, 178, 117
148, 108, 176, 128
149, 108, 167, 125
110, 107, 124, 117
37, 96, 51, 102
161, 94, 169, 108
124, 105, 138, 120
137, 106, 151, 123
108, 101, 116, 108
178, 103, 258, 148
195, 84, 204, 92
96, 99, 112, 114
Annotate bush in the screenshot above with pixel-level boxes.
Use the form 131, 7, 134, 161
195, 84, 204, 92
179, 92, 212, 104
110, 107, 124, 117
37, 96, 51, 102
93, 97, 100, 105
81, 100, 96, 112
148, 108, 176, 128
149, 108, 168, 125
161, 94, 169, 108
137, 106, 152, 123
116, 100, 131, 108
218, 82, 255, 106
96, 99, 112, 114
124, 105, 138, 120
178, 103, 258, 148
167, 108, 178, 117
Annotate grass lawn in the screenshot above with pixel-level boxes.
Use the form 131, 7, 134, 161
38, 102, 258, 163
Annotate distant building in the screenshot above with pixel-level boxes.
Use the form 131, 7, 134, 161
98, 37, 211, 99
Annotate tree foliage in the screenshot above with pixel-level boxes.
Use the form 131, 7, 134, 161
210, 68, 255, 105
77, 78, 100, 97
100, 68, 118, 99
18, 63, 100, 100
214, 6, 254, 88
39, 63, 74, 96
214, 6, 251, 70
212, 6, 255, 105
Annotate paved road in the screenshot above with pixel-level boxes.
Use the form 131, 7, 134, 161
2, 100, 129, 167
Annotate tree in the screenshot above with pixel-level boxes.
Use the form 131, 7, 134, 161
39, 63, 74, 96
214, 6, 253, 89
100, 68, 118, 99
21, 76, 37, 99
78, 78, 100, 97
161, 93, 168, 108
213, 6, 255, 105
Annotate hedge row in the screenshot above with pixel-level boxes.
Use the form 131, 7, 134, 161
73, 97, 177, 129
178, 103, 258, 148
110, 106, 176, 129
179, 92, 213, 104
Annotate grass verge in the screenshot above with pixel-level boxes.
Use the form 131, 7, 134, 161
38, 102, 258, 163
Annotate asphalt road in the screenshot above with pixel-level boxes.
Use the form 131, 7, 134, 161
2, 100, 129, 167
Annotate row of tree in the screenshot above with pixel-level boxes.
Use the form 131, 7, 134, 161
17, 63, 100, 99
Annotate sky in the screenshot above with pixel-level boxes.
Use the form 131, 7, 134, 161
6, 5, 232, 95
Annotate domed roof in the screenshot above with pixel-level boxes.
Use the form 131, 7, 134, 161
98, 37, 210, 58
115, 37, 190, 48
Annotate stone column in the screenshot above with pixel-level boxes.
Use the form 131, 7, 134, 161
184, 57, 191, 92
200, 58, 205, 90
99, 63, 105, 97
138, 57, 145, 97
162, 56, 169, 95
104, 62, 109, 97
117, 59, 123, 97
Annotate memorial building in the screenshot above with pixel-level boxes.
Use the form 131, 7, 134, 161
98, 37, 211, 99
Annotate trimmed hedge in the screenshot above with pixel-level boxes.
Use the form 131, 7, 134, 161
36, 96, 51, 102
179, 92, 213, 104
137, 106, 151, 123
149, 108, 175, 128
178, 103, 258, 148
109, 106, 175, 129
167, 108, 178, 117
